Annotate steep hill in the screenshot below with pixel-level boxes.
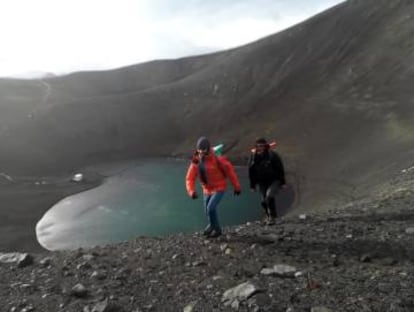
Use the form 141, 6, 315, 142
1, 0, 414, 210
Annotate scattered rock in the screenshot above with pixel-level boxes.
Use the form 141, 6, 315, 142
91, 299, 123, 312
256, 234, 279, 244
231, 299, 240, 310
21, 305, 35, 312
72, 173, 84, 182
260, 264, 297, 277
294, 271, 304, 278
39, 257, 53, 267
247, 293, 271, 310
77, 262, 92, 270
220, 244, 229, 251
405, 227, 414, 235
222, 282, 262, 307
0, 253, 33, 268
91, 271, 107, 280
20, 283, 33, 290
71, 283, 88, 298
311, 307, 332, 312
360, 254, 372, 263
183, 301, 197, 312
191, 261, 206, 267
299, 214, 307, 220
83, 254, 95, 261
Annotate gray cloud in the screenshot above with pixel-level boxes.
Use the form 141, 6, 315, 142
0, 0, 344, 77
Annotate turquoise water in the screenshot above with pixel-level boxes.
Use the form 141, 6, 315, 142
36, 160, 264, 250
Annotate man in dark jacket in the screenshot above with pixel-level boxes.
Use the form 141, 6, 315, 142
248, 138, 286, 225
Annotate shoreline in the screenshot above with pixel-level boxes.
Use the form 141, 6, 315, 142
0, 175, 103, 253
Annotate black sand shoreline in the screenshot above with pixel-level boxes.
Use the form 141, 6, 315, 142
0, 177, 103, 253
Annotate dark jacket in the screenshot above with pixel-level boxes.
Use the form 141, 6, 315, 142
248, 150, 286, 188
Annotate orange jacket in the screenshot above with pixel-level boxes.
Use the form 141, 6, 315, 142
185, 151, 241, 196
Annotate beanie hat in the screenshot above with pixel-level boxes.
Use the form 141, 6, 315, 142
196, 137, 211, 150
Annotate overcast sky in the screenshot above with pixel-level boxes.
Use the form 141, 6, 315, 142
0, 0, 344, 78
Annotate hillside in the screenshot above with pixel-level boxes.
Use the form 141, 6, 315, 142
0, 0, 414, 210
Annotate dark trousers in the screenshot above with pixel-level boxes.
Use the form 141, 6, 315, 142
259, 181, 280, 218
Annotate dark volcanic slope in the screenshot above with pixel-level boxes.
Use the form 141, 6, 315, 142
1, 0, 414, 209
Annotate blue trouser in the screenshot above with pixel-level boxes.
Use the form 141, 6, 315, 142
203, 191, 225, 232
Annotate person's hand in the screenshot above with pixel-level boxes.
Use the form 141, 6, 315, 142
234, 190, 241, 196
191, 192, 198, 199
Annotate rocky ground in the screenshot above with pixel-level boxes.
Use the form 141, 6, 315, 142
1, 168, 414, 312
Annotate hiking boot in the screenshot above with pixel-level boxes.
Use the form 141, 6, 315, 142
208, 230, 222, 238
262, 215, 270, 225
203, 225, 213, 236
267, 216, 276, 226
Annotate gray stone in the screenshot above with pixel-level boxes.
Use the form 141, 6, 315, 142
83, 254, 95, 261
231, 299, 240, 310
256, 234, 279, 244
222, 282, 261, 306
71, 283, 88, 298
183, 302, 197, 312
39, 257, 53, 267
260, 268, 276, 275
77, 262, 92, 270
220, 244, 229, 251
191, 261, 206, 267
360, 254, 372, 263
299, 214, 307, 220
20, 284, 32, 290
405, 227, 414, 235
260, 264, 297, 277
294, 271, 304, 278
91, 299, 123, 312
21, 306, 35, 312
91, 271, 107, 280
0, 253, 33, 268
72, 173, 84, 182
311, 307, 332, 312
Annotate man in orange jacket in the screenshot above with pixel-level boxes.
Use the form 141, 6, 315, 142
186, 137, 241, 238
